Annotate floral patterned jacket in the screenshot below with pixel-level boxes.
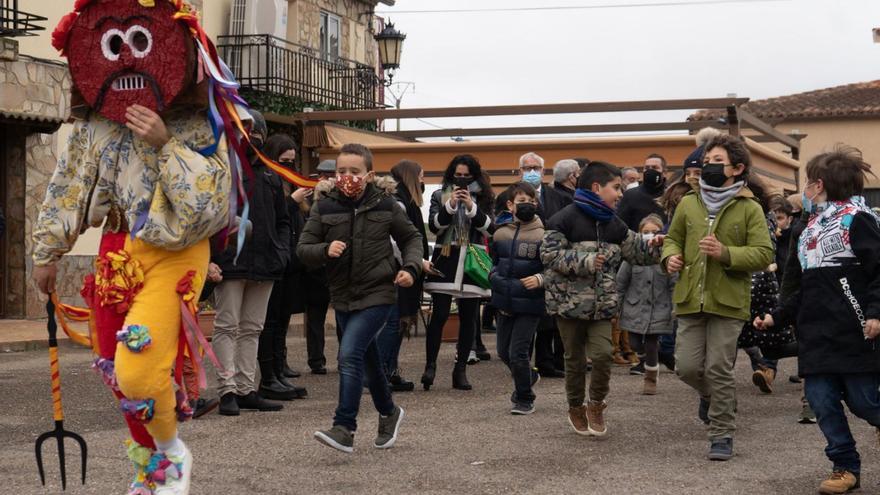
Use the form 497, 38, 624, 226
32, 111, 231, 266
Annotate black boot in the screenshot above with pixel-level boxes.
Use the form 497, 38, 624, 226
274, 333, 307, 398
389, 369, 415, 392
421, 362, 436, 391
258, 358, 299, 401
452, 363, 472, 391
274, 358, 307, 399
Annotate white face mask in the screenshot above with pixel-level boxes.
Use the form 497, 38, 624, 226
625, 182, 639, 191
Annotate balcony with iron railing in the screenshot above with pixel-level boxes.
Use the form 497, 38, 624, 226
0, 0, 46, 37
217, 34, 382, 112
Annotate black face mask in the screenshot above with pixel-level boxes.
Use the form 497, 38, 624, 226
514, 203, 537, 222
643, 169, 664, 191
701, 163, 729, 188
420, 182, 426, 193
453, 177, 472, 189
279, 160, 296, 169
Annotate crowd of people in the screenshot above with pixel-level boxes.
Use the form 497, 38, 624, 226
181, 115, 880, 494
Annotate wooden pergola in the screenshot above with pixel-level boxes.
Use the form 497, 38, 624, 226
265, 96, 804, 192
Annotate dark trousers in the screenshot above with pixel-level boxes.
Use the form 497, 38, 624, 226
804, 373, 880, 474
628, 333, 660, 367
333, 305, 395, 431
425, 293, 479, 366
258, 276, 295, 375
534, 320, 564, 373
497, 313, 540, 405
305, 299, 332, 371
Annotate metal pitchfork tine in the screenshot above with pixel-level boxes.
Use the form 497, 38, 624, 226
35, 296, 87, 490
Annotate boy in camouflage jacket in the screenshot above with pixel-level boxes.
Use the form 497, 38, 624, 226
541, 162, 660, 437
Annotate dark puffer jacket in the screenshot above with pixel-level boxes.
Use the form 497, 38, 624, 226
296, 176, 424, 312
212, 162, 291, 281
490, 217, 545, 315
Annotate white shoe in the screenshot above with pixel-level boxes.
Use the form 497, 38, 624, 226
153, 443, 192, 495
467, 351, 480, 364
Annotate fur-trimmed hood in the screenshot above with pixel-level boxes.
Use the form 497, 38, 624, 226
314, 174, 398, 200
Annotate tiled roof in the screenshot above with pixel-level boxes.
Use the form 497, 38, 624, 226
690, 80, 880, 122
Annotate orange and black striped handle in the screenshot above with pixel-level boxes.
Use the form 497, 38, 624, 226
48, 346, 64, 422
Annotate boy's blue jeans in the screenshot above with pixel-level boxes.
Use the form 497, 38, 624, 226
804, 373, 880, 474
376, 304, 402, 378
333, 305, 395, 432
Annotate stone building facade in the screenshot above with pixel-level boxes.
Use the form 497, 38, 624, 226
0, 40, 91, 318
288, 0, 382, 67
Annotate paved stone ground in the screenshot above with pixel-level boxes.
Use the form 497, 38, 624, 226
2, 334, 878, 494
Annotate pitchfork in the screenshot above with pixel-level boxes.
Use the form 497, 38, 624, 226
35, 297, 87, 490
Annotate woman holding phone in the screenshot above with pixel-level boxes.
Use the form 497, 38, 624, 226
422, 155, 495, 390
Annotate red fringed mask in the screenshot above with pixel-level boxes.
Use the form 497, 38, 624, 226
54, 0, 194, 124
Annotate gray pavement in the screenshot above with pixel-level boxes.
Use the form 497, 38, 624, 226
1, 334, 877, 494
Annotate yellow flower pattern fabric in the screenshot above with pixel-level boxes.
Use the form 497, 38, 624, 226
33, 111, 231, 266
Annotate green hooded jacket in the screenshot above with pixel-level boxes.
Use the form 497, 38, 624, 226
661, 186, 773, 321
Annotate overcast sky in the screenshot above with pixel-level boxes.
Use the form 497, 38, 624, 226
375, 0, 880, 137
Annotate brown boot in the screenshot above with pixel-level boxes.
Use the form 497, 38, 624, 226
643, 365, 659, 395
751, 366, 775, 394
586, 400, 607, 436
627, 352, 640, 365
612, 352, 629, 366
567, 405, 590, 436
818, 470, 860, 494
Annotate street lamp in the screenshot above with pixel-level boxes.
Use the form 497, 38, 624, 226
375, 22, 406, 86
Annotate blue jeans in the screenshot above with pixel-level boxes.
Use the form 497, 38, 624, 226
376, 304, 402, 378
804, 373, 880, 473
333, 305, 395, 431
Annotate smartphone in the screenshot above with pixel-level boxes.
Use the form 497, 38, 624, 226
428, 267, 446, 278
452, 177, 471, 189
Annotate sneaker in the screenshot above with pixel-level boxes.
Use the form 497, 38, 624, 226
475, 349, 492, 361
707, 437, 733, 461
698, 397, 710, 425
236, 391, 283, 411
752, 367, 775, 394
511, 403, 535, 415
819, 470, 860, 494
467, 351, 480, 365
191, 398, 219, 419
153, 443, 193, 495
799, 399, 817, 424
586, 400, 607, 436
789, 374, 802, 383
658, 352, 676, 372
567, 405, 590, 436
629, 361, 645, 376
218, 392, 239, 416
530, 368, 541, 387
374, 405, 405, 449
314, 425, 354, 453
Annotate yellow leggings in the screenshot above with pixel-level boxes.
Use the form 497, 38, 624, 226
114, 237, 208, 443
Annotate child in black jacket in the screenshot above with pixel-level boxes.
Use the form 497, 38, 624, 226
756, 147, 880, 495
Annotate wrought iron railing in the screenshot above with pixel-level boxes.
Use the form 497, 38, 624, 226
217, 34, 381, 111
0, 0, 46, 37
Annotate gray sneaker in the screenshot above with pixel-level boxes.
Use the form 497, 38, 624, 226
799, 400, 817, 424
374, 406, 405, 449
510, 403, 535, 415
314, 425, 354, 453
708, 437, 733, 461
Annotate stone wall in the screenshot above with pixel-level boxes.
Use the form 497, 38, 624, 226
0, 50, 85, 318
292, 0, 378, 67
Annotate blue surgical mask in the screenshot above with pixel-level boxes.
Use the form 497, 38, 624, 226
522, 170, 542, 187
802, 190, 820, 215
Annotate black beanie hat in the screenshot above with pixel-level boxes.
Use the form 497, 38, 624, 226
683, 145, 704, 170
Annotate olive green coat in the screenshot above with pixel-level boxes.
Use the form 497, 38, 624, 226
661, 187, 773, 321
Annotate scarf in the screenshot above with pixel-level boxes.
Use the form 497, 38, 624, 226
699, 179, 744, 215
495, 211, 514, 227
439, 185, 477, 256
574, 188, 615, 223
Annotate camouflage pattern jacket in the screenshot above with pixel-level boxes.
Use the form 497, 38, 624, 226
540, 204, 659, 320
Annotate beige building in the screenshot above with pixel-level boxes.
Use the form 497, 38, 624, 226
692, 80, 880, 202
0, 0, 391, 318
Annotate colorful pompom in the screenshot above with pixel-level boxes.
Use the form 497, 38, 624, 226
91, 358, 119, 391
120, 398, 156, 424
117, 325, 152, 353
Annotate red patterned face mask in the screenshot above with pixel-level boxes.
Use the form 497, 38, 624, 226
336, 174, 367, 199
56, 0, 194, 124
